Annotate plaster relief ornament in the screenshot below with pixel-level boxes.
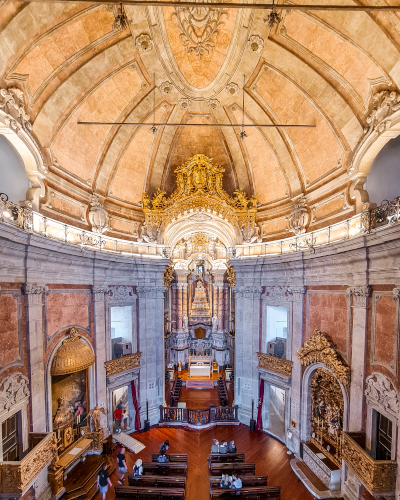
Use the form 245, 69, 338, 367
364, 90, 400, 135
88, 193, 109, 234
0, 373, 30, 411
0, 87, 31, 131
365, 373, 399, 418
160, 81, 173, 95
87, 405, 107, 432
225, 83, 239, 96
247, 35, 264, 53
135, 34, 153, 52
171, 6, 229, 60
289, 195, 309, 235
208, 99, 220, 110
138, 222, 159, 243
179, 98, 191, 109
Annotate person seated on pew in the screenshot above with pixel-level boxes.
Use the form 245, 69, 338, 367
230, 475, 242, 489
227, 440, 236, 453
211, 439, 220, 453
132, 458, 143, 476
157, 447, 169, 463
219, 441, 228, 453
220, 474, 231, 490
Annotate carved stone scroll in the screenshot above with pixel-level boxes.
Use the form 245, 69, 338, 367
365, 373, 399, 419
297, 330, 350, 386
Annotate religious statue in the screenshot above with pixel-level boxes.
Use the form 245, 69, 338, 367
212, 315, 218, 332
87, 405, 107, 432
182, 314, 188, 332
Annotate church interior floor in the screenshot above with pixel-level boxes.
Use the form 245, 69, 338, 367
94, 425, 314, 500
175, 369, 226, 381
166, 376, 234, 408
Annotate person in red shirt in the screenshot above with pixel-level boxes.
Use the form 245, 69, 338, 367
114, 406, 123, 434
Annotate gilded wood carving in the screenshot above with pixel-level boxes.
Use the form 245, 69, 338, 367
257, 352, 293, 377
104, 352, 141, 377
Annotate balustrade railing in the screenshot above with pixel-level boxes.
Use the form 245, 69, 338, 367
159, 405, 239, 426
2, 196, 400, 259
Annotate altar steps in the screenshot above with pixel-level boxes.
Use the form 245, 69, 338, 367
62, 455, 115, 500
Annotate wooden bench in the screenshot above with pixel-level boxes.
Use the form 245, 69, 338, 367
115, 485, 185, 499
210, 486, 281, 499
208, 453, 246, 466
151, 453, 188, 463
142, 462, 187, 477
209, 476, 268, 489
210, 463, 256, 476
128, 475, 186, 489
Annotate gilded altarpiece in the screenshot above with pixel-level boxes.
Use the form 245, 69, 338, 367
310, 368, 344, 468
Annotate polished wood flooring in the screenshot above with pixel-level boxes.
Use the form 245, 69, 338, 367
94, 425, 314, 500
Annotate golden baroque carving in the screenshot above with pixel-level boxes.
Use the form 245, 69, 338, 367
0, 432, 55, 494
257, 352, 293, 377
51, 327, 95, 376
226, 263, 236, 287
142, 154, 257, 230
297, 330, 350, 387
104, 352, 141, 377
164, 262, 175, 288
342, 432, 396, 493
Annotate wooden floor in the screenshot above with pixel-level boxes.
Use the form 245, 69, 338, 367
176, 369, 225, 381
94, 425, 314, 500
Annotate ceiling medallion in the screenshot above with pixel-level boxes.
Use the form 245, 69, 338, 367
160, 81, 173, 95
135, 34, 153, 52
142, 154, 257, 230
208, 99, 220, 110
171, 6, 229, 60
225, 83, 239, 96
179, 98, 191, 109
247, 35, 264, 54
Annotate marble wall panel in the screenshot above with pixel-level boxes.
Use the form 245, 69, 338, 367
46, 291, 90, 338
0, 293, 21, 369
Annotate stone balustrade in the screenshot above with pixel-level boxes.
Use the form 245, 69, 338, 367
257, 352, 293, 377
342, 432, 397, 494
104, 352, 141, 377
0, 432, 55, 495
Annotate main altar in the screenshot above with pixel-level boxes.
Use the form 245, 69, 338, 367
188, 355, 212, 378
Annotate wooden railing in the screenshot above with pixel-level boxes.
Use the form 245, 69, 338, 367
342, 432, 397, 494
257, 352, 293, 377
159, 405, 239, 426
0, 432, 55, 495
105, 352, 141, 377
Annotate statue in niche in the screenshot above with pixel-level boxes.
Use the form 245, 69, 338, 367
182, 314, 188, 332
212, 315, 218, 332
87, 405, 107, 432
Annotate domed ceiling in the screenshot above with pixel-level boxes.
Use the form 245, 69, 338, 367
1, 1, 399, 241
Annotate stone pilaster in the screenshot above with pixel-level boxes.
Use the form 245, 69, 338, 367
218, 286, 224, 330
347, 285, 370, 431
22, 283, 48, 432
91, 285, 109, 435
234, 285, 262, 423
137, 286, 165, 426
176, 286, 183, 330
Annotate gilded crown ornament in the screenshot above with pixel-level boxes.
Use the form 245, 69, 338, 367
142, 154, 257, 234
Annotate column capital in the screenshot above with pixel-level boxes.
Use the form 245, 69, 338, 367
393, 286, 400, 301
91, 285, 108, 300
346, 285, 371, 308
175, 283, 188, 290
289, 286, 307, 301
234, 286, 262, 299
136, 286, 166, 298
22, 283, 48, 305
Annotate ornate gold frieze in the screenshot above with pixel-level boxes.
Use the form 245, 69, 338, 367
0, 432, 56, 494
342, 432, 396, 494
257, 352, 293, 377
142, 154, 257, 230
226, 263, 236, 287
104, 352, 141, 377
164, 262, 175, 287
297, 330, 350, 386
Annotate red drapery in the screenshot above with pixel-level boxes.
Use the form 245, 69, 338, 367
256, 379, 264, 431
131, 380, 141, 430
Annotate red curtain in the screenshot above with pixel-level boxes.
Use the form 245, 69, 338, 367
131, 380, 141, 431
256, 379, 264, 431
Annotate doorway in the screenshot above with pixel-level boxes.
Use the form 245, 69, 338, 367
376, 412, 392, 460
2, 412, 19, 461
263, 384, 286, 442
112, 386, 129, 432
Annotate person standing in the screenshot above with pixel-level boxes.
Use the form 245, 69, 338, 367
97, 463, 111, 500
114, 406, 123, 434
117, 447, 127, 484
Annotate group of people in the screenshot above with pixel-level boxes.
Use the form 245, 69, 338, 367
211, 439, 237, 453
220, 474, 243, 490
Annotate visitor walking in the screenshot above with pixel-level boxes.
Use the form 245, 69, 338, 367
114, 406, 123, 434
97, 463, 111, 500
117, 447, 127, 484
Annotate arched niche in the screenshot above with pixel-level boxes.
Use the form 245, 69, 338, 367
0, 111, 46, 210
45, 329, 96, 433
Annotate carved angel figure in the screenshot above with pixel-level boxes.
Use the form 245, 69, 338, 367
151, 189, 166, 209
87, 405, 107, 432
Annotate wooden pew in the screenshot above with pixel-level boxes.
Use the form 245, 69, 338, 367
115, 485, 185, 499
151, 453, 188, 463
210, 486, 281, 499
208, 453, 246, 467
142, 462, 187, 477
128, 475, 186, 489
209, 476, 268, 489
210, 463, 256, 476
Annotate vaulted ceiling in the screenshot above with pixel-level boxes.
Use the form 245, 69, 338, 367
1, 1, 399, 240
